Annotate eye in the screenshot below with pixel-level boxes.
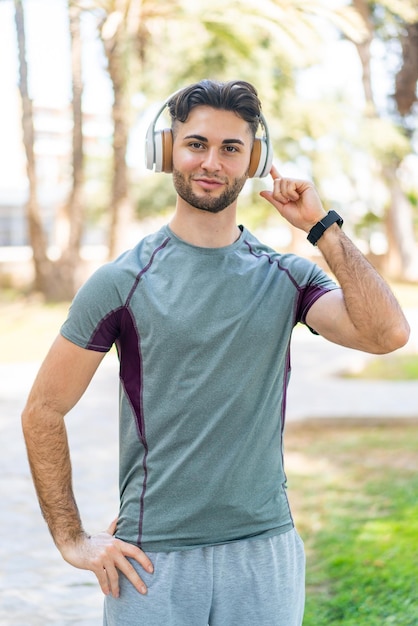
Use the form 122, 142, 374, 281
188, 141, 205, 150
223, 145, 239, 153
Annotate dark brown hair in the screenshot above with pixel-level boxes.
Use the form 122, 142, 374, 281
168, 79, 262, 138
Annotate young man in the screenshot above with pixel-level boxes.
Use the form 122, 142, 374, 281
22, 79, 409, 626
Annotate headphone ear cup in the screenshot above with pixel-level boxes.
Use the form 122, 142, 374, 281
153, 129, 173, 173
248, 138, 273, 178
248, 138, 262, 178
161, 129, 173, 173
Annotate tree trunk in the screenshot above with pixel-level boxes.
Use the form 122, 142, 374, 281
53, 1, 85, 299
14, 0, 51, 293
395, 22, 418, 116
107, 46, 132, 259
100, 12, 133, 260
383, 163, 418, 281
351, 0, 375, 114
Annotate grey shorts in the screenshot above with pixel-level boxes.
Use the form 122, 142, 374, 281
103, 528, 305, 626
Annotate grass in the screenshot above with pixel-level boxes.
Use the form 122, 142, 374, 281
0, 291, 70, 363
343, 353, 418, 380
285, 420, 418, 625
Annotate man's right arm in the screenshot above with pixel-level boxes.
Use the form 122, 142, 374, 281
22, 335, 154, 597
22, 335, 104, 546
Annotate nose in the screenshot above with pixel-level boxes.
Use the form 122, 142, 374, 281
201, 147, 221, 171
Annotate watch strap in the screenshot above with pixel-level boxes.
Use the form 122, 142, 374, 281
307, 210, 343, 246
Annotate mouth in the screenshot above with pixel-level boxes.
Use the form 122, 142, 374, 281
192, 176, 225, 192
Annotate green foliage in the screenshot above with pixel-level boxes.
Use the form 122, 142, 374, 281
362, 118, 411, 165
406, 188, 417, 209
371, 0, 418, 33
237, 180, 279, 229
84, 154, 113, 222
132, 173, 177, 218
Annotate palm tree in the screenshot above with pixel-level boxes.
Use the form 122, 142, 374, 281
14, 0, 49, 294
58, 0, 86, 295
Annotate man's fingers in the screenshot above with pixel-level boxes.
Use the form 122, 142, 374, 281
96, 565, 112, 596
114, 554, 148, 595
106, 517, 118, 535
260, 190, 276, 204
259, 190, 285, 213
262, 171, 326, 230
270, 164, 281, 180
89, 549, 121, 597
121, 541, 154, 574
279, 179, 300, 202
103, 563, 121, 597
269, 167, 303, 202
91, 545, 149, 597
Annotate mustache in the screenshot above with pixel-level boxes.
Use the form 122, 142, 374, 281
191, 174, 228, 183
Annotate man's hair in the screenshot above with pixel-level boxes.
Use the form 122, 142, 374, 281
167, 79, 262, 138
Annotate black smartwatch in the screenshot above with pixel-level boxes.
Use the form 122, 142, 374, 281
307, 210, 343, 246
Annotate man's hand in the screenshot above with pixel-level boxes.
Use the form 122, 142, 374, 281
60, 518, 154, 598
260, 165, 327, 232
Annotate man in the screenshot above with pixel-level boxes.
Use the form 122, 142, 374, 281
22, 79, 409, 626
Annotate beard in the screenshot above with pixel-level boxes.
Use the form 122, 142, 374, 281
172, 168, 248, 214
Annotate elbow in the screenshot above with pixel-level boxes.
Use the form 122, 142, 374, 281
21, 402, 30, 429
21, 398, 47, 438
21, 402, 35, 440
373, 320, 411, 355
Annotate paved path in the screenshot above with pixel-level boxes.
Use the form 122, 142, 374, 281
1, 308, 417, 625
288, 306, 418, 421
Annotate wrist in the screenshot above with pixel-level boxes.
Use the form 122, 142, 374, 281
55, 527, 87, 552
307, 210, 343, 246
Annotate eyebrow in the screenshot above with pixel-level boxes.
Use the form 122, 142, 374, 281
183, 134, 245, 146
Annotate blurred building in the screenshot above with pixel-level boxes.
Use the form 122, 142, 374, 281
0, 99, 113, 240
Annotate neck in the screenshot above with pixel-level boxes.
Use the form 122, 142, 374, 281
169, 200, 241, 248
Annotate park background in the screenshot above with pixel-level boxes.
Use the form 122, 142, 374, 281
0, 1, 418, 624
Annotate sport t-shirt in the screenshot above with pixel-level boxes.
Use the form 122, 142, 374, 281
61, 225, 338, 552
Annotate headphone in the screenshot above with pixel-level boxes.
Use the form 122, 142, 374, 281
145, 94, 273, 178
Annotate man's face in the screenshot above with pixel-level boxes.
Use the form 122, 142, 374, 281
171, 106, 253, 214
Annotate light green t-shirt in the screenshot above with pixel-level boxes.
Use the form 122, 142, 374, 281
61, 225, 338, 551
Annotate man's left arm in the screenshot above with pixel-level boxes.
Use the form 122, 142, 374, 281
261, 166, 410, 354
305, 224, 410, 353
